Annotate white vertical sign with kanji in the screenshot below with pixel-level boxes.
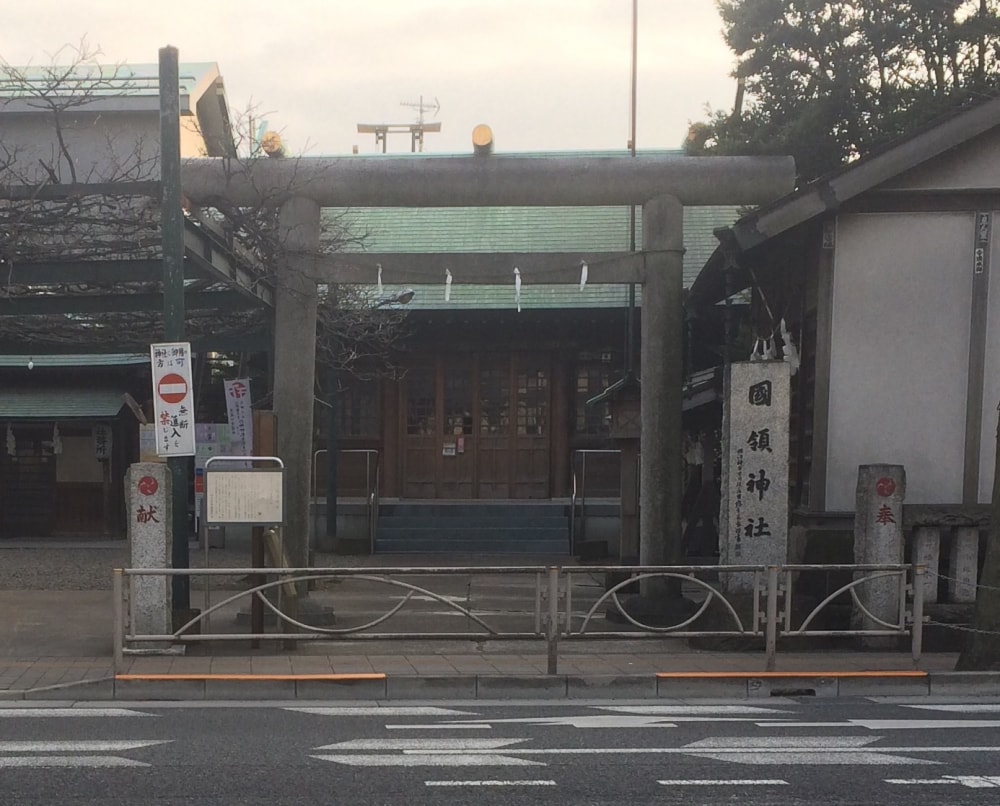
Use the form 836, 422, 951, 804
224, 378, 253, 457
721, 361, 790, 591
150, 342, 196, 457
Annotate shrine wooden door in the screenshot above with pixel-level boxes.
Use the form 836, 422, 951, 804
400, 353, 552, 499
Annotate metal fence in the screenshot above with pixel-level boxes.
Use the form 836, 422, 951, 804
113, 563, 924, 674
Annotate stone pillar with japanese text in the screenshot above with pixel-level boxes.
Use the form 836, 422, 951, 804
125, 463, 173, 640
853, 464, 906, 642
721, 361, 791, 593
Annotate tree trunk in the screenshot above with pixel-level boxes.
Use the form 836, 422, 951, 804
956, 407, 1000, 670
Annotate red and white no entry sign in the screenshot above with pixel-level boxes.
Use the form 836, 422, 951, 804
157, 372, 189, 405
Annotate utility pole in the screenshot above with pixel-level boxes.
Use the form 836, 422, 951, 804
627, 0, 638, 374
159, 46, 190, 609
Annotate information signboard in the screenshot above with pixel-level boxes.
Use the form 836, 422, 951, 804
205, 468, 284, 525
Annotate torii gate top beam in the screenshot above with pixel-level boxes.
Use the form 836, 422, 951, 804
181, 154, 795, 208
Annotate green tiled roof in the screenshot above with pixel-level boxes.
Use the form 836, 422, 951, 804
0, 388, 127, 420
321, 150, 736, 308
326, 204, 738, 310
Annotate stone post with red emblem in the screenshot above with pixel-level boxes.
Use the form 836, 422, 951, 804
853, 464, 906, 642
126, 462, 173, 640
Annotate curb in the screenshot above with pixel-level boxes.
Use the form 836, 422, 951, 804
4, 670, 998, 702
0, 670, 1000, 702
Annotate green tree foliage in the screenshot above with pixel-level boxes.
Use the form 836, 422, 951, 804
687, 0, 1000, 180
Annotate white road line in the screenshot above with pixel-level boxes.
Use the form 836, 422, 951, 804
904, 705, 1000, 713
0, 756, 150, 768
0, 708, 154, 718
425, 780, 557, 787
286, 707, 477, 717
312, 754, 544, 767
0, 741, 169, 752
386, 724, 492, 730
658, 779, 789, 786
316, 739, 526, 751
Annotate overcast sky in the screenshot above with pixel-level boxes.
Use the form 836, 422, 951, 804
1, 1, 737, 156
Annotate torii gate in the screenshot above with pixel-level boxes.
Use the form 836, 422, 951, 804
181, 153, 795, 578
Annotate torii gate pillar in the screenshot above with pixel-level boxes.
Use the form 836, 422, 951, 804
274, 196, 321, 571
641, 194, 685, 568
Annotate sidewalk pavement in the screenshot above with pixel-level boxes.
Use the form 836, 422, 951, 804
1, 546, 998, 702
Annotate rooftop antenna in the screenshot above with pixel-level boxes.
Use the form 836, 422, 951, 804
357, 95, 441, 153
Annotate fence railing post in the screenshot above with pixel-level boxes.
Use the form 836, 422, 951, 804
546, 567, 559, 675
112, 568, 124, 674
765, 565, 779, 671
911, 564, 925, 667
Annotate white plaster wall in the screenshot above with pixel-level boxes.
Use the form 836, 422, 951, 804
2, 113, 161, 182
980, 215, 1000, 502
826, 212, 973, 509
886, 133, 1000, 191
2, 112, 209, 182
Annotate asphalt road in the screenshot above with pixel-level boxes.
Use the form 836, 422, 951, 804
1, 697, 999, 804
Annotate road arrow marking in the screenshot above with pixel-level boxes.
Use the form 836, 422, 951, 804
887, 776, 1000, 788
315, 739, 526, 751
680, 736, 934, 766
599, 706, 790, 715
904, 704, 1000, 714
287, 707, 477, 717
0, 708, 154, 718
0, 741, 169, 752
312, 754, 544, 767
402, 716, 680, 729
0, 756, 151, 768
